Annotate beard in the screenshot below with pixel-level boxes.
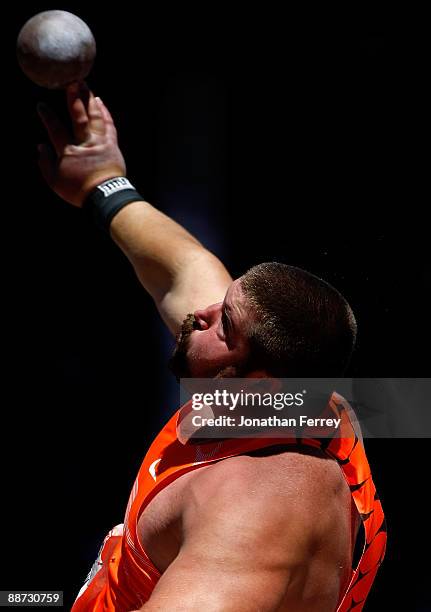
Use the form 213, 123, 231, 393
168, 313, 197, 380
168, 314, 252, 381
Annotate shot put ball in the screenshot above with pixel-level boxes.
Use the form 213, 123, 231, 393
17, 10, 96, 89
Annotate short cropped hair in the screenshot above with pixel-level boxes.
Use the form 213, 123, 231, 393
240, 263, 357, 377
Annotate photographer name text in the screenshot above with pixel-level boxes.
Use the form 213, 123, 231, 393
191, 415, 341, 429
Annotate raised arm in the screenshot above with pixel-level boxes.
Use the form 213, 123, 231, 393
37, 82, 232, 335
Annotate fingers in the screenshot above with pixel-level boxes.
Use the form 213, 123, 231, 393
67, 82, 90, 143
37, 103, 70, 157
87, 91, 105, 136
38, 82, 115, 153
67, 81, 106, 142
94, 97, 118, 142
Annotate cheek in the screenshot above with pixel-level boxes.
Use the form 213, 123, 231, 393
190, 329, 228, 362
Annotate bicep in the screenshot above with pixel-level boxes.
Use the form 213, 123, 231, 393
157, 249, 233, 335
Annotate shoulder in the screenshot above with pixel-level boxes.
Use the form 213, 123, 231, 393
182, 445, 350, 552
161, 447, 354, 610
187, 444, 348, 508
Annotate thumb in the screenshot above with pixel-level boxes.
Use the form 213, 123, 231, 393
37, 143, 57, 187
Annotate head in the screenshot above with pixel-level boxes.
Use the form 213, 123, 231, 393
169, 262, 357, 380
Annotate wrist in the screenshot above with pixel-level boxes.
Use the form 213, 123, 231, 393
80, 169, 126, 205
84, 176, 144, 232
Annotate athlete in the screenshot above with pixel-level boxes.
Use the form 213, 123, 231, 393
37, 82, 386, 611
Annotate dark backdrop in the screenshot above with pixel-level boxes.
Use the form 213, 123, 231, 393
3, 5, 429, 610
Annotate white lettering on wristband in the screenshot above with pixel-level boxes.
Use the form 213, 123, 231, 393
96, 177, 134, 197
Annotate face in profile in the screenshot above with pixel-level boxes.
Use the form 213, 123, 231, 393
169, 278, 252, 379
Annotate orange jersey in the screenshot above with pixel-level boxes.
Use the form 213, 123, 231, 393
72, 392, 386, 612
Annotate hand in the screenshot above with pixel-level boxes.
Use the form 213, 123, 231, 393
37, 82, 126, 207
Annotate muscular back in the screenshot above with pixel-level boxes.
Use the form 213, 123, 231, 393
138, 445, 359, 611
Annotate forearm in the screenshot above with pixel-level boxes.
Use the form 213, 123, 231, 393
110, 199, 202, 296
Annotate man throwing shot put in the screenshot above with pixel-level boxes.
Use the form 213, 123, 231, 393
37, 82, 386, 612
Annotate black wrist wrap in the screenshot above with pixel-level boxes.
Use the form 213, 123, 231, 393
84, 177, 143, 232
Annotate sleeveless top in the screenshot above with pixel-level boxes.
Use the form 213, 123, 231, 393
72, 391, 387, 611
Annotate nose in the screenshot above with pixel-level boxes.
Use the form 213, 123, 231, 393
193, 303, 221, 330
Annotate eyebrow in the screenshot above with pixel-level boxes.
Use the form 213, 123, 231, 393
223, 303, 235, 335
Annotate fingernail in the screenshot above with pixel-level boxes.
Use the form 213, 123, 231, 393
95, 96, 103, 105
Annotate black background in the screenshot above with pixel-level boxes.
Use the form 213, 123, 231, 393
3, 5, 429, 610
